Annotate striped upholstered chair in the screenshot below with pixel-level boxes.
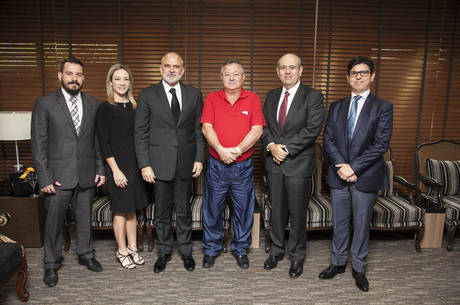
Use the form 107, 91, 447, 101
261, 143, 333, 253
416, 140, 460, 251
370, 147, 425, 252
144, 168, 231, 252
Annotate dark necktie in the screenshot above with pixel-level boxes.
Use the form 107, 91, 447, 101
347, 95, 361, 143
69, 95, 80, 135
278, 91, 290, 130
169, 88, 180, 124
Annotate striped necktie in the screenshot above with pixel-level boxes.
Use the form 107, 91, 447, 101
70, 95, 80, 135
347, 95, 361, 143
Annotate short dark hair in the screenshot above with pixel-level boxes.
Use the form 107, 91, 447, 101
60, 57, 84, 72
220, 59, 244, 74
347, 56, 374, 75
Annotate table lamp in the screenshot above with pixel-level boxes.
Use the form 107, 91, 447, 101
0, 111, 32, 172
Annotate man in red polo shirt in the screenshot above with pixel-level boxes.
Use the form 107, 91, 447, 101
201, 59, 265, 269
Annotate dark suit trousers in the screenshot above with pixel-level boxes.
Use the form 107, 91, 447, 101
330, 185, 377, 273
154, 168, 193, 256
44, 186, 95, 269
267, 173, 311, 263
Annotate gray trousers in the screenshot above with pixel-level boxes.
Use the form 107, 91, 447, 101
44, 186, 95, 269
330, 185, 377, 273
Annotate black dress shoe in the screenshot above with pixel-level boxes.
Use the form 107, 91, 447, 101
318, 264, 346, 279
78, 257, 103, 272
352, 269, 369, 292
202, 254, 217, 269
153, 254, 172, 273
232, 252, 249, 269
181, 254, 196, 271
43, 268, 58, 287
264, 255, 283, 270
289, 261, 303, 278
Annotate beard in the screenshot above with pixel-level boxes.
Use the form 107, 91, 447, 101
162, 73, 182, 85
61, 79, 83, 96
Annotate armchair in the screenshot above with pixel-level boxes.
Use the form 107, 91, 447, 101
416, 140, 460, 251
0, 211, 29, 302
370, 147, 425, 252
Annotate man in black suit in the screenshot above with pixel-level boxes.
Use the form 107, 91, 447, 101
31, 57, 105, 287
319, 56, 393, 292
262, 53, 325, 278
135, 52, 205, 273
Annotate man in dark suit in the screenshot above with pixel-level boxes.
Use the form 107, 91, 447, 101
319, 56, 393, 292
262, 53, 325, 278
135, 52, 205, 273
31, 57, 105, 287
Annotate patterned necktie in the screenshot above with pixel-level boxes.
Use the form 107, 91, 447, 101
278, 91, 290, 130
169, 88, 180, 124
347, 95, 361, 143
69, 95, 80, 135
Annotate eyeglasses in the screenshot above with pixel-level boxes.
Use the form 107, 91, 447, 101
349, 70, 370, 77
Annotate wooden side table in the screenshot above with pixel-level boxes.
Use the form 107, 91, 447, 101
0, 195, 45, 247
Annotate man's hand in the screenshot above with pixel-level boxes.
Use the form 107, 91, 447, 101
95, 175, 106, 187
40, 181, 61, 194
192, 162, 203, 178
112, 169, 128, 188
346, 174, 357, 183
269, 144, 288, 164
217, 147, 238, 164
141, 166, 156, 183
336, 164, 355, 181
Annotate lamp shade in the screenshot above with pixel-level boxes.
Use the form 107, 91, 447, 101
0, 111, 32, 141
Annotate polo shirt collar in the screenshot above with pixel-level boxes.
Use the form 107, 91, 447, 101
218, 87, 249, 102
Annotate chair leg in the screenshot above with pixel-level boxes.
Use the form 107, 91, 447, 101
16, 256, 29, 302
63, 224, 71, 252
137, 225, 144, 252
264, 228, 271, 253
415, 227, 424, 253
446, 224, 457, 251
146, 226, 154, 252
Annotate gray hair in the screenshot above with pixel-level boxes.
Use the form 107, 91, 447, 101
220, 59, 245, 74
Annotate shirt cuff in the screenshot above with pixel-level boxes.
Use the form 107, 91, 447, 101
266, 142, 274, 151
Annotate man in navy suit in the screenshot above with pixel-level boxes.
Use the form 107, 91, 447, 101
319, 56, 393, 292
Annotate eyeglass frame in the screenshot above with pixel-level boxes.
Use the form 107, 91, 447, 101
349, 70, 370, 78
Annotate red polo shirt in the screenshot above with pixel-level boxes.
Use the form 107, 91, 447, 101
201, 88, 266, 162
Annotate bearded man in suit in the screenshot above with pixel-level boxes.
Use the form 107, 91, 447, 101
262, 53, 325, 278
31, 57, 105, 287
135, 52, 205, 273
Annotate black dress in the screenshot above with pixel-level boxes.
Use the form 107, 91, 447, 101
96, 101, 148, 213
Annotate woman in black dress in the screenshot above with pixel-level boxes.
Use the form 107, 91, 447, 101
96, 63, 148, 269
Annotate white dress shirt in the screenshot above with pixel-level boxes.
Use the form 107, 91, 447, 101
162, 80, 182, 110
61, 88, 83, 122
276, 81, 301, 121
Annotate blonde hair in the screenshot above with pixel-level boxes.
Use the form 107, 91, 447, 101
106, 63, 136, 109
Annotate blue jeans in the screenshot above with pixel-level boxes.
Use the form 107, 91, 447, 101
202, 156, 255, 256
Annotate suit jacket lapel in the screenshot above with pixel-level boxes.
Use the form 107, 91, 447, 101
270, 87, 282, 133
79, 93, 89, 137
177, 82, 189, 126
352, 94, 374, 142
284, 84, 305, 129
56, 89, 78, 136
158, 82, 176, 124
340, 96, 351, 145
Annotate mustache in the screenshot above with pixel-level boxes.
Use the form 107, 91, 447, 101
67, 81, 81, 85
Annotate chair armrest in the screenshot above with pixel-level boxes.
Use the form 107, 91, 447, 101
394, 176, 415, 189
393, 176, 416, 205
418, 174, 445, 208
0, 212, 11, 227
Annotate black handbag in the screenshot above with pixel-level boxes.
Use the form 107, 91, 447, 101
9, 167, 38, 197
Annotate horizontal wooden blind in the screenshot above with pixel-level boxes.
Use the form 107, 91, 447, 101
0, 0, 459, 189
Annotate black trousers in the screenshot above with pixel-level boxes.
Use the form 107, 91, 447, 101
44, 186, 95, 269
154, 168, 193, 256
267, 173, 312, 263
